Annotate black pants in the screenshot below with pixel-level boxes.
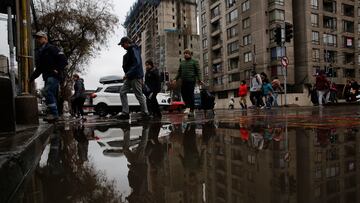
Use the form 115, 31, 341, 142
181, 80, 195, 110
146, 93, 161, 117
72, 97, 85, 116
250, 91, 264, 107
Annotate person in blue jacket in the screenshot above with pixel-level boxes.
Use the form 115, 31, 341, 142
117, 36, 149, 120
30, 31, 68, 122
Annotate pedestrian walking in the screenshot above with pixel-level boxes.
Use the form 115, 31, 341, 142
262, 78, 274, 109
238, 80, 248, 109
228, 97, 235, 109
71, 73, 86, 119
144, 60, 162, 118
173, 49, 203, 117
329, 82, 338, 103
30, 31, 68, 122
117, 36, 149, 120
249, 70, 263, 108
315, 70, 330, 106
271, 77, 283, 107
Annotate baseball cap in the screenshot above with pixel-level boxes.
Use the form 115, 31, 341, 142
118, 36, 132, 45
34, 31, 48, 38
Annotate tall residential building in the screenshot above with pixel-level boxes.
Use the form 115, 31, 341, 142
124, 0, 200, 85
199, 0, 295, 98
294, 0, 359, 87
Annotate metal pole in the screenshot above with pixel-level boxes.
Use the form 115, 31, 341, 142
20, 0, 31, 94
7, 7, 17, 96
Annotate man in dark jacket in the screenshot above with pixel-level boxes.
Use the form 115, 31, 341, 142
117, 37, 149, 120
71, 74, 86, 119
30, 31, 68, 121
144, 60, 161, 118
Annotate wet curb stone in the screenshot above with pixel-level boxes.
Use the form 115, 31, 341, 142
0, 123, 53, 202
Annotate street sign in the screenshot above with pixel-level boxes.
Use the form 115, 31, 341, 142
281, 56, 289, 67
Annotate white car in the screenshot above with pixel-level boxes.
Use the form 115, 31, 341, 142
92, 82, 171, 117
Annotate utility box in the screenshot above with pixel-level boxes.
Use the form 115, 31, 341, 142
0, 76, 16, 134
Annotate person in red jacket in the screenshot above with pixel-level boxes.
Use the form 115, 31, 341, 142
238, 80, 248, 109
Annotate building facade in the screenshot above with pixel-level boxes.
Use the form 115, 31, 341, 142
199, 0, 295, 98
124, 0, 200, 86
294, 0, 360, 87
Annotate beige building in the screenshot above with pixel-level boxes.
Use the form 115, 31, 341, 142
199, 0, 295, 98
124, 0, 200, 85
294, 0, 359, 87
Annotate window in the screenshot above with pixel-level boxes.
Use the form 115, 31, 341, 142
229, 73, 240, 82
323, 33, 337, 46
228, 57, 239, 70
202, 39, 208, 49
226, 0, 236, 8
200, 0, 205, 10
271, 65, 284, 76
213, 63, 222, 74
204, 66, 209, 76
270, 47, 285, 61
343, 37, 353, 48
201, 26, 207, 36
105, 86, 121, 93
203, 52, 208, 64
312, 49, 320, 62
311, 0, 318, 9
227, 40, 239, 55
343, 20, 354, 33
227, 25, 238, 39
312, 31, 319, 44
243, 34, 251, 46
241, 0, 250, 12
201, 13, 206, 24
323, 16, 336, 29
227, 9, 238, 23
311, 13, 319, 27
211, 6, 220, 18
342, 4, 354, 17
242, 18, 250, 29
269, 9, 285, 22
244, 52, 252, 62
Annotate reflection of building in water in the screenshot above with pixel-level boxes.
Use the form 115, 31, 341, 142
204, 122, 297, 203
297, 127, 360, 203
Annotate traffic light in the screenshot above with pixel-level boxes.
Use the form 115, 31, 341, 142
274, 26, 282, 46
285, 22, 293, 42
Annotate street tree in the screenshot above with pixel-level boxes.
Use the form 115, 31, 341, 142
33, 0, 118, 103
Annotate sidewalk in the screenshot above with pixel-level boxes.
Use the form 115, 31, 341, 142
0, 121, 53, 202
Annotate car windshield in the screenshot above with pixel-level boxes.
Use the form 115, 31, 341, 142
95, 87, 103, 92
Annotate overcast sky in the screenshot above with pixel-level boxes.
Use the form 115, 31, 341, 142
0, 0, 135, 90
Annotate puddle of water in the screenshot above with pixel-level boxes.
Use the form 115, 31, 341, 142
13, 116, 360, 203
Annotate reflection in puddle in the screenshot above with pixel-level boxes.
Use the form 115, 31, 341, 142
16, 117, 359, 203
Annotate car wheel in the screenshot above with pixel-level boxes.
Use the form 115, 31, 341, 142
96, 103, 108, 117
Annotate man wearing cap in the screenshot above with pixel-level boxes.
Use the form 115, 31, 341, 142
30, 31, 68, 122
117, 36, 149, 120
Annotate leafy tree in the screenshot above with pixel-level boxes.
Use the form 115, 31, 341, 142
33, 0, 118, 101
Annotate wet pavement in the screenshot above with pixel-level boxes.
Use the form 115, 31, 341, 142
5, 106, 360, 203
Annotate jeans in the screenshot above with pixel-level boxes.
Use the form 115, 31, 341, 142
317, 90, 329, 105
120, 78, 148, 114
43, 77, 59, 117
273, 92, 279, 107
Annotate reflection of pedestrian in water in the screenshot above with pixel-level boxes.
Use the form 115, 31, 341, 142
73, 125, 89, 164
202, 121, 216, 145
179, 123, 204, 203
47, 129, 64, 176
123, 124, 154, 203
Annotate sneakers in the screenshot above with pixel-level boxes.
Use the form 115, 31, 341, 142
116, 113, 130, 120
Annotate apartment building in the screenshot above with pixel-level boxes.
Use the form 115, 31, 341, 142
294, 0, 360, 87
124, 0, 200, 84
199, 0, 295, 98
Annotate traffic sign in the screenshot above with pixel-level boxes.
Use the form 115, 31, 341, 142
281, 56, 289, 67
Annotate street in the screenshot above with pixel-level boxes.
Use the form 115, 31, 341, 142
6, 105, 360, 203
